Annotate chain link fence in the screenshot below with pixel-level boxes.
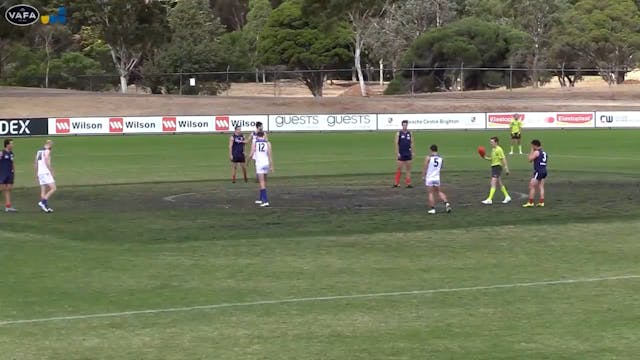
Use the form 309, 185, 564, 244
0, 66, 628, 96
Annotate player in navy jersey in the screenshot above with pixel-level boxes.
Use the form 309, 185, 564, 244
393, 120, 415, 188
229, 126, 248, 183
0, 138, 17, 212
523, 139, 548, 207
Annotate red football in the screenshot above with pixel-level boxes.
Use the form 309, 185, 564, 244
477, 146, 486, 158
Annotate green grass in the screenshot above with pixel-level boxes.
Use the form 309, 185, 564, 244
1, 130, 640, 359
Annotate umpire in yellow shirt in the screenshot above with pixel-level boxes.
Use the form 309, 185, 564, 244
509, 113, 523, 155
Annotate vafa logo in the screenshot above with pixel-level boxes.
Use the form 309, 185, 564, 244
4, 4, 66, 26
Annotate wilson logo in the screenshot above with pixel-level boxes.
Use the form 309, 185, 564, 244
55, 118, 70, 133
4, 4, 40, 26
162, 117, 177, 132
109, 118, 124, 133
215, 116, 230, 131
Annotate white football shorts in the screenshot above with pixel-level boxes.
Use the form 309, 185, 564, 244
425, 178, 441, 187
255, 162, 270, 175
38, 172, 55, 186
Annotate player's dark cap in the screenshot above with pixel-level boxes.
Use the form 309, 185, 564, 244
257, 131, 265, 137
531, 139, 541, 146
490, 136, 499, 143
401, 120, 408, 125
4, 138, 12, 147
430, 144, 438, 151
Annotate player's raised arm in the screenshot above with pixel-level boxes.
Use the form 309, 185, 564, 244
528, 149, 539, 162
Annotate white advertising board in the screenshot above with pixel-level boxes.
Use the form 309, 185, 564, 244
595, 111, 640, 128
377, 113, 485, 130
208, 115, 269, 132
268, 114, 376, 131
49, 117, 110, 135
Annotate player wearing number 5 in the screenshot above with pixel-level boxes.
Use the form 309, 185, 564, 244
481, 137, 511, 205
422, 144, 452, 214
249, 132, 273, 207
523, 139, 547, 207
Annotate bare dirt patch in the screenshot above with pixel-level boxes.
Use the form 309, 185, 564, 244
2, 83, 640, 118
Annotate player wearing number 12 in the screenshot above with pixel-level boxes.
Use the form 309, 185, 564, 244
249, 132, 273, 207
422, 144, 452, 214
523, 139, 547, 208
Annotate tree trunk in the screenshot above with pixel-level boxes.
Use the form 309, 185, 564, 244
379, 59, 384, 86
44, 32, 52, 88
120, 75, 128, 94
109, 47, 129, 94
616, 70, 625, 84
532, 42, 539, 88
302, 71, 324, 98
354, 35, 367, 97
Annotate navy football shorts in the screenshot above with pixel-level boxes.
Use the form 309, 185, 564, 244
232, 154, 245, 163
0, 172, 14, 185
532, 171, 547, 180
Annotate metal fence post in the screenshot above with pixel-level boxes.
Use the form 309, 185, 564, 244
509, 64, 513, 91
460, 61, 464, 92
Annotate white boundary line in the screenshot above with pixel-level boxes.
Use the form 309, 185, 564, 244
163, 188, 529, 204
1, 274, 638, 327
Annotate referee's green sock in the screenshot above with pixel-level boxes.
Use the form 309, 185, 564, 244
488, 187, 496, 200
501, 185, 509, 198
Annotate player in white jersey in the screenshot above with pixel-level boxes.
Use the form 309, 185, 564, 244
248, 122, 267, 181
422, 144, 451, 214
249, 131, 273, 207
35, 140, 56, 213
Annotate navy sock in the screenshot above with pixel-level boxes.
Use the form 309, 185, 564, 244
262, 189, 268, 202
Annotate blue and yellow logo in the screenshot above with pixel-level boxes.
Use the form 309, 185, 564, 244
40, 6, 66, 25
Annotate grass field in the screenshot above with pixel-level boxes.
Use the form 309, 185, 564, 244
1, 130, 640, 359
